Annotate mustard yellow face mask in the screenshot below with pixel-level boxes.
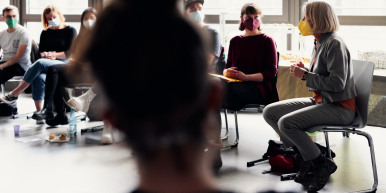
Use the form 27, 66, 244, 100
298, 20, 313, 36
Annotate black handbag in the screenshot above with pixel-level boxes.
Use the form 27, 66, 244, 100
0, 102, 17, 116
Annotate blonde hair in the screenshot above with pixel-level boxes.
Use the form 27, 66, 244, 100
42, 5, 65, 30
304, 1, 339, 33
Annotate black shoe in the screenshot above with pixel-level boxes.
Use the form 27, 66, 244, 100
213, 157, 223, 176
45, 114, 68, 126
32, 109, 54, 120
307, 158, 337, 192
294, 159, 313, 183
211, 147, 223, 175
0, 93, 18, 104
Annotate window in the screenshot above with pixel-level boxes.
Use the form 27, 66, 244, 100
26, 0, 88, 14
308, 0, 386, 16
204, 0, 285, 24
339, 26, 386, 66
20, 0, 101, 43
203, 0, 286, 54
204, 0, 283, 16
203, 0, 386, 63
304, 0, 386, 61
0, 1, 10, 11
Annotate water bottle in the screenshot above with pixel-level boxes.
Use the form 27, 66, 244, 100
68, 107, 77, 137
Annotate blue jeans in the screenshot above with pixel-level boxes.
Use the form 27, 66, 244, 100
23, 58, 67, 101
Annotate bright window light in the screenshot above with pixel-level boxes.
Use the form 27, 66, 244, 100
26, 0, 88, 15
308, 0, 386, 16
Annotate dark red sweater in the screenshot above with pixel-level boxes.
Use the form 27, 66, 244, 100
226, 34, 278, 104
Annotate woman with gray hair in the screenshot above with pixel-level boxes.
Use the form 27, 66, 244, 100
263, 1, 356, 191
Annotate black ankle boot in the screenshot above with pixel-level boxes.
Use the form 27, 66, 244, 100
32, 109, 54, 120
46, 114, 68, 126
308, 157, 337, 192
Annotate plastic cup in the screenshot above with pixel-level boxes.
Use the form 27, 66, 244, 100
14, 125, 20, 136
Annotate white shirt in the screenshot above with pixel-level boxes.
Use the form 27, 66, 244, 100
0, 24, 32, 70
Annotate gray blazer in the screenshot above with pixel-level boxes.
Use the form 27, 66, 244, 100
306, 32, 357, 103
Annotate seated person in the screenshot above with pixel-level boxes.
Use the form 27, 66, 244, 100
222, 3, 278, 111
183, 0, 223, 173
0, 5, 31, 87
33, 7, 97, 124
33, 8, 113, 144
183, 0, 222, 73
1, 5, 77, 115
263, 1, 355, 192
69, 0, 232, 192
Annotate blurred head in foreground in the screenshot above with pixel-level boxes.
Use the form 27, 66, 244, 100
71, 0, 223, 192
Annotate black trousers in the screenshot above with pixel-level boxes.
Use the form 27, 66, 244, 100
44, 64, 71, 115
0, 62, 25, 84
222, 81, 264, 111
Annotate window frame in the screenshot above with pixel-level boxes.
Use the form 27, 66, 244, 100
298, 0, 386, 26
204, 0, 386, 26
205, 0, 294, 25
12, 0, 103, 27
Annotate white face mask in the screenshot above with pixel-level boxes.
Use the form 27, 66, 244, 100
189, 10, 205, 24
83, 19, 96, 29
48, 16, 61, 27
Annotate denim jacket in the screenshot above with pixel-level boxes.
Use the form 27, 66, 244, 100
306, 32, 357, 103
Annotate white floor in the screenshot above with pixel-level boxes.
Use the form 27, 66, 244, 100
0, 94, 384, 193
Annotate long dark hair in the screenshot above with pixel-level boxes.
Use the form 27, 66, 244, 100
79, 7, 97, 35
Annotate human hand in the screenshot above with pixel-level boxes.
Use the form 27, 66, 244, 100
46, 51, 56, 60
40, 52, 48, 58
295, 61, 305, 68
224, 67, 245, 80
223, 67, 237, 75
290, 64, 306, 79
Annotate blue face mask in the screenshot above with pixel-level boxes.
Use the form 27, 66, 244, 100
189, 10, 205, 24
48, 17, 61, 27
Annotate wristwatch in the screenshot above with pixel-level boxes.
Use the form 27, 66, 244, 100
301, 71, 308, 81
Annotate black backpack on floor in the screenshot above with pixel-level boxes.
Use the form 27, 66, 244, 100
247, 139, 336, 173
0, 102, 17, 116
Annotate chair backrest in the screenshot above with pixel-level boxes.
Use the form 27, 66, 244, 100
30, 39, 40, 64
351, 60, 375, 127
215, 46, 226, 75
274, 51, 280, 98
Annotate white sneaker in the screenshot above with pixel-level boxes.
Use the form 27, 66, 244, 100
100, 123, 114, 144
67, 89, 96, 113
